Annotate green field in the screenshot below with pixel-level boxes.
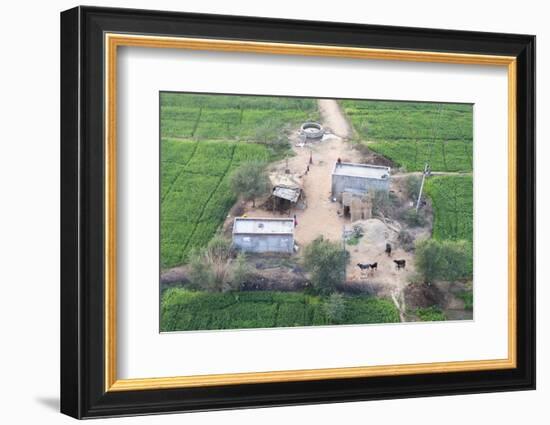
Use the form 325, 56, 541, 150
341, 100, 473, 172
160, 289, 400, 331
424, 175, 473, 242
161, 138, 270, 268
161, 93, 318, 140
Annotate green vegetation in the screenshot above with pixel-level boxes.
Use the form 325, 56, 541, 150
458, 290, 473, 311
187, 236, 251, 293
346, 224, 364, 246
415, 239, 473, 283
230, 161, 271, 207
160, 289, 400, 331
424, 176, 473, 242
161, 93, 318, 142
323, 293, 346, 324
161, 138, 270, 268
303, 237, 348, 295
341, 100, 473, 172
416, 306, 446, 322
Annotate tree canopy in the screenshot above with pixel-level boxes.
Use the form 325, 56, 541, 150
302, 236, 348, 295
414, 238, 472, 283
230, 161, 271, 207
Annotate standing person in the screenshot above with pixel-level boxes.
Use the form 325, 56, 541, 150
293, 214, 298, 227
385, 243, 392, 257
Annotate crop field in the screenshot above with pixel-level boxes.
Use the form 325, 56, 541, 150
424, 175, 473, 243
161, 138, 270, 268
341, 100, 473, 172
160, 289, 400, 331
161, 92, 318, 140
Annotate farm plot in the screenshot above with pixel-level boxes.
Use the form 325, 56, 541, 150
160, 289, 400, 331
161, 92, 318, 140
424, 175, 473, 242
161, 138, 270, 268
341, 100, 473, 172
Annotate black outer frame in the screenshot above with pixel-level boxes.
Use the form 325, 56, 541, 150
60, 5, 536, 419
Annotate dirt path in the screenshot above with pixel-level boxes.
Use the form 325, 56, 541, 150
242, 99, 360, 246
318, 99, 353, 138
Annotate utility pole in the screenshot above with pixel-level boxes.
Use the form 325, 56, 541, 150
416, 163, 429, 212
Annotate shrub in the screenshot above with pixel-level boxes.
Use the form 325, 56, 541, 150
416, 306, 446, 322
187, 236, 245, 292
398, 229, 415, 252
401, 208, 426, 227
405, 175, 422, 201
415, 238, 473, 283
371, 190, 393, 217
303, 237, 348, 295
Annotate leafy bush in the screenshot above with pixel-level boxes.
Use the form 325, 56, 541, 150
398, 229, 415, 252
303, 237, 349, 295
371, 190, 394, 217
415, 238, 473, 283
401, 208, 426, 227
405, 175, 422, 201
416, 306, 446, 322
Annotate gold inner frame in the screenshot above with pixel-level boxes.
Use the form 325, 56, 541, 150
104, 33, 517, 392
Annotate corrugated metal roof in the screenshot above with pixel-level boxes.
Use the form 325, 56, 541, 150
273, 186, 301, 203
233, 218, 294, 235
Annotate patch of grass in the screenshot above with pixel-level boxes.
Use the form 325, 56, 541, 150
160, 139, 270, 268
161, 93, 318, 141
346, 236, 361, 246
340, 100, 473, 172
424, 176, 473, 242
160, 289, 400, 331
416, 306, 446, 322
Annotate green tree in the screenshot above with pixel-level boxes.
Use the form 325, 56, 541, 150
254, 119, 289, 149
187, 235, 240, 292
230, 161, 271, 207
303, 236, 348, 295
324, 293, 346, 324
415, 238, 472, 284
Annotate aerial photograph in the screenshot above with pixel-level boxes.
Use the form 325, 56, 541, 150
159, 92, 473, 332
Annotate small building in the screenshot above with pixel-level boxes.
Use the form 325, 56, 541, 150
331, 162, 391, 201
232, 217, 295, 254
268, 172, 303, 212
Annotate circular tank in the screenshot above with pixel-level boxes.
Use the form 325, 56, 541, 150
300, 122, 324, 140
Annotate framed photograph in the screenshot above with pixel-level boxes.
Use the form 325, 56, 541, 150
60, 6, 535, 419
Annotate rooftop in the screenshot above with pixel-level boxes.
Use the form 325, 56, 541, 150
332, 162, 391, 179
233, 217, 295, 235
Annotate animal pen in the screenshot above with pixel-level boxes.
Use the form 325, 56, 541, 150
331, 162, 391, 221
232, 217, 295, 254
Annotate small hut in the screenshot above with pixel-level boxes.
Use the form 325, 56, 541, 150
268, 172, 304, 212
